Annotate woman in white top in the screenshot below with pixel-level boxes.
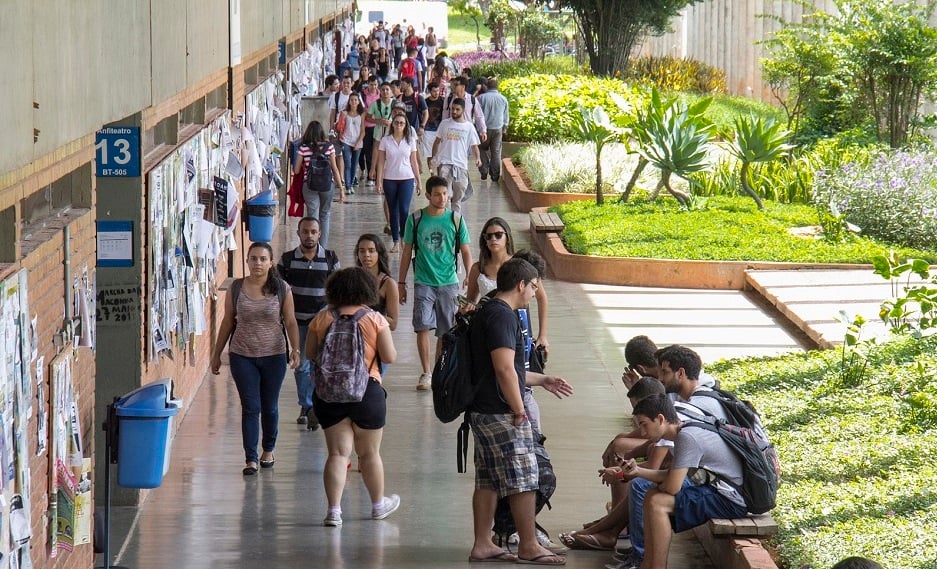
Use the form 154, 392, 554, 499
338, 94, 366, 194
375, 111, 421, 252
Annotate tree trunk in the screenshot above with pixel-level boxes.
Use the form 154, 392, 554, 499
619, 157, 648, 203
595, 144, 604, 206
739, 163, 764, 210
661, 170, 690, 208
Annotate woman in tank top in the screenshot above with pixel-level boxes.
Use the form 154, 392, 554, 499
465, 217, 550, 350
354, 233, 399, 331
210, 242, 301, 475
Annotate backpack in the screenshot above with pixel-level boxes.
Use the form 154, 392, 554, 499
681, 409, 781, 515
315, 308, 376, 403
432, 308, 482, 426
303, 143, 332, 193
410, 208, 463, 270
400, 57, 416, 79
492, 431, 556, 542
691, 387, 766, 434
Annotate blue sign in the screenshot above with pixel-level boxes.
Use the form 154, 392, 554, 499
279, 40, 286, 64
95, 127, 141, 177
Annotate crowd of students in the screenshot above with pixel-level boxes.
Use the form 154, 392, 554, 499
211, 24, 881, 567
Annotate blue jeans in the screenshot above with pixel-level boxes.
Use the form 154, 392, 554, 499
229, 353, 287, 464
383, 178, 414, 242
341, 143, 362, 190
295, 323, 315, 411
302, 184, 334, 247
629, 477, 692, 560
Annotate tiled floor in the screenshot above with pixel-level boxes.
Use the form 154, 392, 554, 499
103, 168, 806, 568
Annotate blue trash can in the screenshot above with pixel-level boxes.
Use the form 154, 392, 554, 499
114, 382, 179, 489
244, 190, 278, 242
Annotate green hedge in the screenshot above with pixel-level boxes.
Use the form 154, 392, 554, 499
553, 196, 937, 263
501, 74, 641, 142
708, 336, 937, 569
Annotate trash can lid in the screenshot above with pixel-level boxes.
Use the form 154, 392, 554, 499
115, 382, 171, 411
246, 190, 277, 206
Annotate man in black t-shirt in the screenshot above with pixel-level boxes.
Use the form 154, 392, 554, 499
466, 258, 572, 564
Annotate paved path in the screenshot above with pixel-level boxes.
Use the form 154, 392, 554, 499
103, 169, 807, 568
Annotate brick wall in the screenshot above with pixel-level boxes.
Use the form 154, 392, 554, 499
12, 208, 96, 569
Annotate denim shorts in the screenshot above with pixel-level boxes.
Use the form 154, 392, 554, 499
671, 482, 749, 533
412, 283, 459, 336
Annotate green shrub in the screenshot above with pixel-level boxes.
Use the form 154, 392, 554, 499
501, 74, 641, 142
552, 196, 937, 263
622, 55, 727, 94
518, 142, 659, 194
675, 92, 786, 140
813, 148, 937, 251
707, 335, 937, 569
471, 55, 585, 80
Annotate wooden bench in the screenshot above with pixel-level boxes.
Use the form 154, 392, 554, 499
529, 212, 565, 233
708, 514, 778, 537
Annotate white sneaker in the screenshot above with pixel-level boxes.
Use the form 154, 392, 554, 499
372, 494, 401, 520
416, 373, 431, 391
538, 529, 570, 554
323, 511, 343, 527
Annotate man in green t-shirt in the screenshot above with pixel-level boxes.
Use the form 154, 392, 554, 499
398, 175, 473, 391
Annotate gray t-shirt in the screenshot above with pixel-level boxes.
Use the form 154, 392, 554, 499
673, 426, 746, 507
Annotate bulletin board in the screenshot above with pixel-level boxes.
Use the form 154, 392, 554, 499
147, 113, 235, 362
243, 73, 292, 201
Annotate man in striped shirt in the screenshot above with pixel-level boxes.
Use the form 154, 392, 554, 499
277, 217, 339, 430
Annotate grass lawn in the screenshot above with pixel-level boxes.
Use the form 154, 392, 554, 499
447, 7, 492, 51
553, 196, 937, 264
709, 335, 937, 569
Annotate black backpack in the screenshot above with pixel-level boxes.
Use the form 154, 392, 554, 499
492, 430, 556, 542
432, 309, 481, 424
303, 142, 332, 193
681, 409, 781, 515
691, 387, 763, 432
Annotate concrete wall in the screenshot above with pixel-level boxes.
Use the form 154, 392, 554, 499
639, 0, 839, 101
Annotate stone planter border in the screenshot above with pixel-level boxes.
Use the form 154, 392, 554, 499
501, 158, 595, 212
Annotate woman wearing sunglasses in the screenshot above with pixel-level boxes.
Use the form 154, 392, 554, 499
465, 217, 550, 362
375, 110, 421, 253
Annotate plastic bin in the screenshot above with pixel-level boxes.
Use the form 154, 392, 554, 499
244, 190, 277, 242
114, 381, 179, 489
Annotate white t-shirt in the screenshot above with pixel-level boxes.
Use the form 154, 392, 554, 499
329, 91, 354, 120
434, 119, 480, 170
340, 113, 363, 147
378, 135, 418, 180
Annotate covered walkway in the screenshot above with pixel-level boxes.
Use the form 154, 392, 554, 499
103, 168, 805, 568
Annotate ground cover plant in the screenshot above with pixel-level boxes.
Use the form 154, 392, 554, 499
552, 197, 937, 264
517, 142, 668, 195
707, 334, 937, 569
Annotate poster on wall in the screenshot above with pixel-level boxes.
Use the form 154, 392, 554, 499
147, 113, 234, 363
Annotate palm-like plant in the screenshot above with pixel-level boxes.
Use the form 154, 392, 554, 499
613, 89, 713, 203
636, 104, 712, 208
727, 114, 795, 209
574, 105, 623, 206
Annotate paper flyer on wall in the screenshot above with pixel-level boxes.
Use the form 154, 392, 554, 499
55, 460, 76, 554
73, 458, 92, 546
35, 357, 46, 457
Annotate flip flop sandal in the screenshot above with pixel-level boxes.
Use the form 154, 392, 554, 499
516, 553, 567, 565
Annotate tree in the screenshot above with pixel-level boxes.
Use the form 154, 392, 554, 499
451, 0, 486, 49
636, 99, 712, 208
726, 115, 795, 210
762, 0, 937, 147
539, 0, 706, 77
518, 8, 564, 58
574, 105, 623, 205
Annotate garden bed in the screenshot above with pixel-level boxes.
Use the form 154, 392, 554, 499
502, 159, 595, 212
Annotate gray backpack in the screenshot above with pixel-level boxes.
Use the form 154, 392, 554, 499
315, 308, 376, 402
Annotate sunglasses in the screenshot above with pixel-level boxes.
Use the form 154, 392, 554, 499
484, 231, 506, 241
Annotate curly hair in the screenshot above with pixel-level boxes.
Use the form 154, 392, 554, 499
478, 217, 515, 272
325, 267, 379, 308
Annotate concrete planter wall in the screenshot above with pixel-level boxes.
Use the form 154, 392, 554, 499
529, 207, 871, 290
502, 158, 595, 212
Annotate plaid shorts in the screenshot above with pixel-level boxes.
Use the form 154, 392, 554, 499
469, 412, 538, 498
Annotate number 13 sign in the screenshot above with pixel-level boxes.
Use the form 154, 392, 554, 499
95, 127, 141, 177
